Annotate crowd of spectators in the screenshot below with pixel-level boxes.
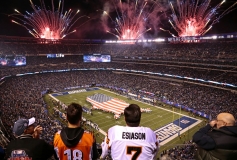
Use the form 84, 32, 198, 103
1, 70, 236, 159
1, 71, 236, 127
0, 39, 237, 159
0, 58, 236, 87
0, 40, 237, 64
1, 40, 237, 87
160, 141, 196, 160
0, 74, 64, 143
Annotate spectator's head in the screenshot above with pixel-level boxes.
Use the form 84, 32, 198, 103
66, 103, 82, 127
13, 117, 36, 136
216, 113, 235, 129
124, 104, 141, 127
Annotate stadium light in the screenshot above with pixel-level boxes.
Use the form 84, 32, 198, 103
212, 35, 217, 39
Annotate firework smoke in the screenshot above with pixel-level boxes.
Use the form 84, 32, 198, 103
10, 0, 90, 39
101, 0, 163, 40
162, 0, 237, 37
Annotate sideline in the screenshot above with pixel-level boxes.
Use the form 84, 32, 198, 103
49, 94, 59, 102
99, 88, 200, 118
49, 88, 202, 143
49, 93, 107, 136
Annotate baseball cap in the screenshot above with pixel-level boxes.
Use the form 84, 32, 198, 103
13, 117, 36, 136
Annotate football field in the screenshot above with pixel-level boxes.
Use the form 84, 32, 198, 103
49, 87, 202, 147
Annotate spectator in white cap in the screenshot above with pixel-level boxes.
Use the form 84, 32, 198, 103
13, 117, 37, 137
5, 117, 57, 160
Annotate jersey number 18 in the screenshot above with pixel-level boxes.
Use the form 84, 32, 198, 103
64, 149, 83, 160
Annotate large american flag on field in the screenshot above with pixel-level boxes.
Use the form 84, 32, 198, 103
86, 94, 129, 115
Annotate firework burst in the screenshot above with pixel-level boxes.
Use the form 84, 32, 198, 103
161, 0, 237, 37
101, 0, 160, 40
10, 0, 90, 39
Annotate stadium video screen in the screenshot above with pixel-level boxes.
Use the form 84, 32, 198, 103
47, 54, 64, 58
83, 54, 111, 62
0, 55, 26, 67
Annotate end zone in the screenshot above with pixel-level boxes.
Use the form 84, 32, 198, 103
154, 116, 201, 145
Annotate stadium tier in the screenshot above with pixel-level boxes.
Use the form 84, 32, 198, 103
0, 36, 237, 159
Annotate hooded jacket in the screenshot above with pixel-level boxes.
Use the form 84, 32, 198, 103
193, 124, 237, 160
60, 127, 84, 148
54, 127, 98, 160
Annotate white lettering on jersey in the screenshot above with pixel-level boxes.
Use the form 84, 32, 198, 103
102, 126, 158, 160
63, 149, 83, 160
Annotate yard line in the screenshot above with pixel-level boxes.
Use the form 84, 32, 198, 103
99, 87, 199, 119
50, 88, 202, 144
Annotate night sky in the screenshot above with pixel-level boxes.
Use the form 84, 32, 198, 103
0, 0, 236, 39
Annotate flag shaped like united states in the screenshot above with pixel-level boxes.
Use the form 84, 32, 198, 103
86, 94, 129, 116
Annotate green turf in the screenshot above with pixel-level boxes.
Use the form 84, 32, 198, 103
54, 88, 184, 131
46, 87, 206, 157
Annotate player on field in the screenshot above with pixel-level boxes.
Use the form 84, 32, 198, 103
54, 103, 99, 160
101, 104, 159, 160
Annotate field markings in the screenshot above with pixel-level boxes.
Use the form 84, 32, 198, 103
159, 119, 201, 145
99, 88, 200, 120
99, 88, 202, 145
86, 114, 123, 130
49, 88, 202, 144
48, 94, 109, 135
142, 112, 178, 129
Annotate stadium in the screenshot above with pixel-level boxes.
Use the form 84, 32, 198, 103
0, 0, 237, 160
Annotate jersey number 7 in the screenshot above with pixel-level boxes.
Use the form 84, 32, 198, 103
126, 146, 142, 160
